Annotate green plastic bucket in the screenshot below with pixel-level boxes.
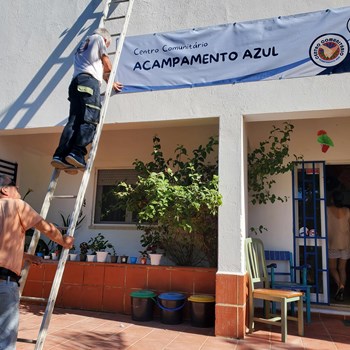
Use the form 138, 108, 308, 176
130, 290, 157, 321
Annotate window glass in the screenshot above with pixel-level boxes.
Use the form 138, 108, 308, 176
94, 169, 138, 224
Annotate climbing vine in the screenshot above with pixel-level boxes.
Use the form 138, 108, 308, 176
248, 122, 303, 206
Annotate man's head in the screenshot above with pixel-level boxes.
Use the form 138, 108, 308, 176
0, 174, 21, 199
93, 27, 112, 47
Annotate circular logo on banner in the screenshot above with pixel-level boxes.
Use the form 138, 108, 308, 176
309, 33, 349, 68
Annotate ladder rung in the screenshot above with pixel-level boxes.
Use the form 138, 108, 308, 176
111, 33, 121, 37
52, 195, 77, 199
107, 51, 116, 56
56, 226, 69, 230
110, 0, 129, 4
104, 15, 125, 21
17, 338, 37, 344
21, 296, 48, 303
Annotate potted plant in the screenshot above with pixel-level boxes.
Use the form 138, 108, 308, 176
139, 250, 148, 265
120, 254, 129, 263
86, 251, 95, 262
109, 245, 118, 263
50, 244, 58, 260
79, 242, 89, 261
68, 245, 77, 261
88, 233, 113, 262
138, 224, 164, 265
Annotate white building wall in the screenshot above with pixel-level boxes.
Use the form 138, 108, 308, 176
2, 0, 350, 131
1, 0, 350, 274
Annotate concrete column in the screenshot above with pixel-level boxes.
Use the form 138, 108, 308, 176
215, 113, 248, 338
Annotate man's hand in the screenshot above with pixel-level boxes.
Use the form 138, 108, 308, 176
113, 81, 123, 92
62, 235, 75, 250
24, 253, 43, 265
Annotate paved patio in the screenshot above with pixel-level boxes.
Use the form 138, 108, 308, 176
17, 303, 350, 350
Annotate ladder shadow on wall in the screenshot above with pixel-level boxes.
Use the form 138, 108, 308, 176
0, 1, 101, 130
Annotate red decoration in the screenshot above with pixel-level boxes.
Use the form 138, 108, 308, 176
317, 130, 334, 153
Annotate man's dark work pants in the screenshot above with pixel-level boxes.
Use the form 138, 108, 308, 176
53, 73, 101, 159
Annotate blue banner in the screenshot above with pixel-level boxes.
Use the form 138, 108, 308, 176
116, 6, 350, 93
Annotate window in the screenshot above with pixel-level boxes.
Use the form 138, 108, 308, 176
94, 169, 138, 224
0, 159, 18, 182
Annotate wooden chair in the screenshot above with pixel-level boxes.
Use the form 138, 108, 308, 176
265, 250, 311, 323
245, 237, 304, 342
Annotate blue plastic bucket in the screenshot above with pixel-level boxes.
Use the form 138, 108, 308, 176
157, 292, 186, 324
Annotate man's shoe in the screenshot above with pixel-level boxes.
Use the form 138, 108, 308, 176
65, 153, 86, 168
51, 156, 72, 169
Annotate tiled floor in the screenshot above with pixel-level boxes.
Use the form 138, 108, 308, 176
17, 303, 350, 350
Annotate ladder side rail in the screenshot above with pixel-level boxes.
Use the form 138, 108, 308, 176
98, 0, 134, 119
34, 244, 71, 350
99, 0, 131, 28
99, 0, 113, 28
19, 169, 61, 296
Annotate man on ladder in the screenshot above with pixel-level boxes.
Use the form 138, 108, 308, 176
0, 174, 74, 350
51, 28, 123, 174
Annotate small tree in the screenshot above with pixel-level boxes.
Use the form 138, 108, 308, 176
115, 136, 221, 267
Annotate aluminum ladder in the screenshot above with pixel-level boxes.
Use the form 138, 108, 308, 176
17, 1, 134, 349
